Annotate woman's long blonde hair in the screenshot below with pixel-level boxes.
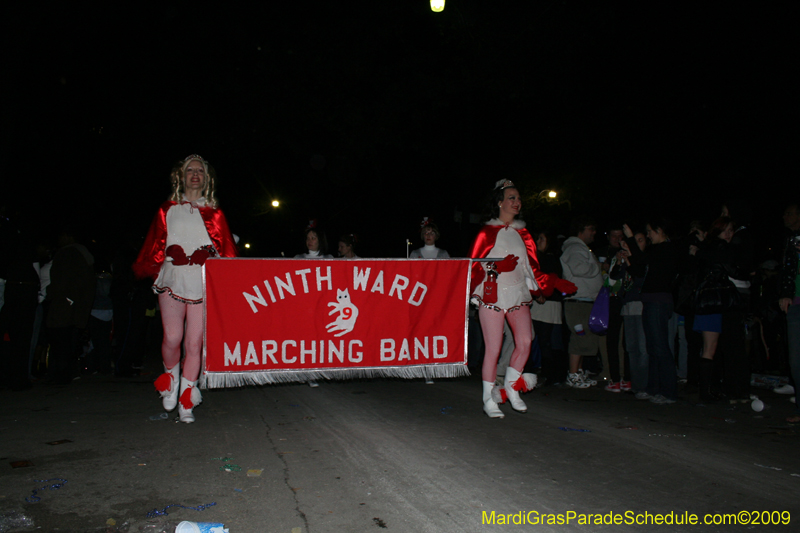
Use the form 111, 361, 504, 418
169, 154, 218, 208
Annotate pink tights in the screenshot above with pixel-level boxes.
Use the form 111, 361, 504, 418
479, 306, 533, 382
159, 292, 203, 381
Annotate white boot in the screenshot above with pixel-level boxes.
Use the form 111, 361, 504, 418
504, 368, 528, 413
155, 364, 180, 412
178, 377, 202, 423
483, 381, 504, 418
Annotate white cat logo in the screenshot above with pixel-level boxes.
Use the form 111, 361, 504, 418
326, 288, 359, 337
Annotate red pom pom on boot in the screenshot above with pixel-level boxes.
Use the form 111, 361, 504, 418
155, 365, 180, 412
504, 368, 528, 413
178, 377, 203, 423
512, 373, 538, 393
491, 385, 508, 405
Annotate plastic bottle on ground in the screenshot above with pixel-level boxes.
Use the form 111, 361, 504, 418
175, 522, 229, 533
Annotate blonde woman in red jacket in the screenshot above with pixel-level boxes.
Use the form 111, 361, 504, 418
134, 155, 237, 423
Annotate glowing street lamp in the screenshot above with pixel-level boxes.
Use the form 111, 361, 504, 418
538, 189, 558, 200
534, 189, 570, 210
271, 200, 280, 207
430, 0, 445, 13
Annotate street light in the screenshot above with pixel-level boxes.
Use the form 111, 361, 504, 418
271, 200, 280, 207
538, 189, 557, 200
430, 0, 445, 13
536, 189, 570, 210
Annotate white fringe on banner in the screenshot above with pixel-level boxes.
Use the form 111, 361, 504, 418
202, 364, 470, 389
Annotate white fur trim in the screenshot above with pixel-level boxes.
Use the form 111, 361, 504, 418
486, 218, 526, 229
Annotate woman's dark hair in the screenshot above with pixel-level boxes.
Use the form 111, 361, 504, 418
533, 228, 559, 254
487, 184, 522, 220
305, 227, 328, 255
339, 233, 358, 251
708, 216, 734, 241
645, 216, 675, 240
419, 223, 440, 241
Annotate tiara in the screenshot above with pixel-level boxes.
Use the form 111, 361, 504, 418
494, 179, 515, 190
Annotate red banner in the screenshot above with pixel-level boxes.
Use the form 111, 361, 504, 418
202, 259, 471, 388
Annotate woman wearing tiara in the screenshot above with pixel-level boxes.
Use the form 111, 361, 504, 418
469, 179, 576, 418
134, 155, 238, 423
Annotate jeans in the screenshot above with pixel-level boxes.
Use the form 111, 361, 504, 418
786, 304, 800, 412
606, 298, 629, 382
624, 314, 648, 392
643, 300, 677, 400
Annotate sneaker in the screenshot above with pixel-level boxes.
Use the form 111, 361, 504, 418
635, 391, 651, 400
566, 372, 590, 389
774, 384, 795, 395
649, 394, 676, 405
579, 369, 598, 386
604, 381, 622, 393
620, 381, 632, 391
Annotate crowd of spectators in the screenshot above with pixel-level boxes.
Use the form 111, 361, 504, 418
497, 201, 799, 420
0, 224, 160, 390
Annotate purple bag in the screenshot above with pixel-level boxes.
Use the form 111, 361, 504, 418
588, 287, 610, 335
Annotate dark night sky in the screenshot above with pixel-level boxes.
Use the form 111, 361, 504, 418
2, 1, 796, 259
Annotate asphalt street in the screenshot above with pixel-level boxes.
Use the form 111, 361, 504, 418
1, 371, 799, 533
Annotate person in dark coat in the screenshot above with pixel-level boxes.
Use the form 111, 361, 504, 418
0, 225, 39, 390
45, 229, 95, 384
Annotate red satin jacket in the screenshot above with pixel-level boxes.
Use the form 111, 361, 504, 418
469, 223, 557, 299
133, 201, 238, 280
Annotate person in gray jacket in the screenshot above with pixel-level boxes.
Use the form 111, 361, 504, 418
560, 216, 604, 388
